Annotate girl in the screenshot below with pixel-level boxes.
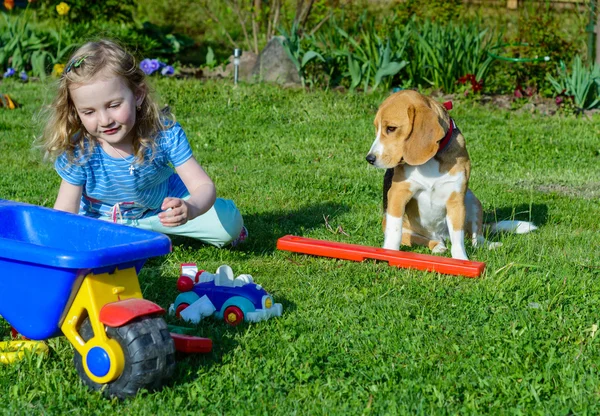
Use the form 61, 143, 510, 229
42, 39, 246, 248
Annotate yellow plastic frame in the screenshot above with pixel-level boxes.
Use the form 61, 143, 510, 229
60, 267, 143, 384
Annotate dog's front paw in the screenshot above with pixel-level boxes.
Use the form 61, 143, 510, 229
383, 232, 402, 251
383, 242, 401, 251
450, 245, 468, 260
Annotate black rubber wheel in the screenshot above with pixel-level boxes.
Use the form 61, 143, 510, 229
73, 315, 176, 399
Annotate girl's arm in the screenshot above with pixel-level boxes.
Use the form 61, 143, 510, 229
159, 156, 216, 227
54, 180, 83, 214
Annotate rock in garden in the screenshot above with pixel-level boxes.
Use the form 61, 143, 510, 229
250, 36, 301, 85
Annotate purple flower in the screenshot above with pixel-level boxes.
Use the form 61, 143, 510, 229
19, 71, 28, 81
140, 58, 160, 75
3, 68, 15, 78
149, 59, 162, 71
161, 65, 174, 76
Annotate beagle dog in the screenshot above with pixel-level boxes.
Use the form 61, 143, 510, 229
366, 90, 535, 260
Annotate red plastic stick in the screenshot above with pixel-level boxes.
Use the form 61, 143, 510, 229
276, 235, 485, 278
170, 333, 213, 353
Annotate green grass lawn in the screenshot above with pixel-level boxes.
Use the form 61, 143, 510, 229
1, 78, 600, 414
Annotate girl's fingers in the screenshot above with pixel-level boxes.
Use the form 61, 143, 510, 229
161, 197, 182, 210
159, 205, 188, 227
159, 199, 190, 226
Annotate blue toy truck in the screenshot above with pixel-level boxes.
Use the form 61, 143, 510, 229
173, 264, 283, 326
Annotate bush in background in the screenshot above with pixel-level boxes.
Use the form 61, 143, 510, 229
33, 0, 136, 23
547, 55, 600, 114
1, 0, 596, 108
484, 2, 583, 97
0, 2, 75, 79
286, 14, 499, 94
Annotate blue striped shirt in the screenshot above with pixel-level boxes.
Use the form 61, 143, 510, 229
55, 122, 193, 219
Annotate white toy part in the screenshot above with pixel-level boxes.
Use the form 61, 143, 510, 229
180, 263, 198, 280
197, 271, 215, 283
246, 299, 283, 322
211, 265, 254, 287
179, 295, 216, 324
235, 274, 254, 286
214, 265, 236, 287
185, 265, 253, 287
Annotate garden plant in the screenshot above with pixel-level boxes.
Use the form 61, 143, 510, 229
1, 0, 600, 414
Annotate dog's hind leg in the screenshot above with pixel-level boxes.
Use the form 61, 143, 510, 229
401, 232, 447, 254
466, 192, 484, 247
466, 191, 502, 250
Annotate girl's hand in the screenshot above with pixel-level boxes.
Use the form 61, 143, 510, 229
159, 197, 190, 227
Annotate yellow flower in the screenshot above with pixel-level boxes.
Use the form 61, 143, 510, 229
4, 0, 15, 10
52, 63, 65, 77
56, 2, 70, 16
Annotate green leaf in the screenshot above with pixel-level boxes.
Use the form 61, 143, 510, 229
348, 56, 361, 90
206, 46, 215, 66
374, 60, 408, 87
301, 51, 324, 68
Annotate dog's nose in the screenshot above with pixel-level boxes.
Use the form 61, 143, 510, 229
366, 154, 376, 165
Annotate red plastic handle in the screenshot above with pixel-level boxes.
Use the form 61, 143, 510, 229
276, 235, 485, 278
170, 333, 213, 353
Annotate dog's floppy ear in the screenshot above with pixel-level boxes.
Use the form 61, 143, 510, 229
403, 104, 445, 165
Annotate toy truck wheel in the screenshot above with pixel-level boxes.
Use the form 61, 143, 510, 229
223, 306, 244, 326
175, 303, 190, 318
73, 316, 176, 399
174, 292, 200, 319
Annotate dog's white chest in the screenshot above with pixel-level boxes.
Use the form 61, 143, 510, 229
405, 160, 465, 234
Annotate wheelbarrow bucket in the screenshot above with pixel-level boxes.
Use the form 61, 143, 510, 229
0, 200, 171, 340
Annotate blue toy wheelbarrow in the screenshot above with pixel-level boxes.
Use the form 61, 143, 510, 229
0, 199, 175, 398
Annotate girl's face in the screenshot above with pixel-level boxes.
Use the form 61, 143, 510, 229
69, 71, 145, 148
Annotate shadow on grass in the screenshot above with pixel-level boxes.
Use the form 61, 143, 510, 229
162, 294, 294, 387
167, 202, 351, 254
240, 202, 352, 254
484, 203, 548, 228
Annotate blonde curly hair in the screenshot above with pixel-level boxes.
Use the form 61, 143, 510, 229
41, 39, 170, 164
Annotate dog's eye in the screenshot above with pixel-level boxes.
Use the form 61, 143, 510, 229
386, 126, 397, 134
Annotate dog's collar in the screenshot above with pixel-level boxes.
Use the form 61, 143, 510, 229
437, 118, 455, 154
